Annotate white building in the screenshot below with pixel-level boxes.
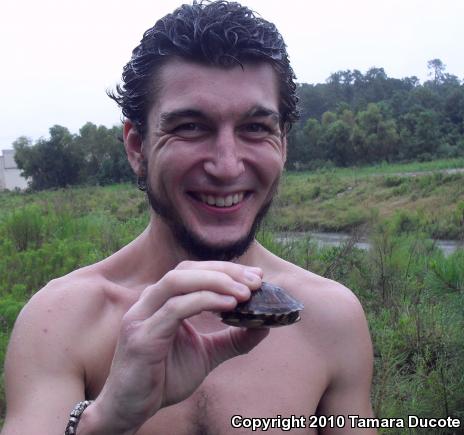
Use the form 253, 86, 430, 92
0, 149, 29, 191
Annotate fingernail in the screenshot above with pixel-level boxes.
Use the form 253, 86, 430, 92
234, 282, 250, 295
244, 270, 261, 283
222, 295, 236, 304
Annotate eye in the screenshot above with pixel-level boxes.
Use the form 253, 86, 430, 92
172, 122, 209, 138
240, 123, 273, 138
244, 123, 270, 133
174, 123, 202, 132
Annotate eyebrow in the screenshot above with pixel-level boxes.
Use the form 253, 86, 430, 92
244, 106, 281, 123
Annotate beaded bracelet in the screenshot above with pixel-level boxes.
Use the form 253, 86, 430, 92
65, 400, 94, 435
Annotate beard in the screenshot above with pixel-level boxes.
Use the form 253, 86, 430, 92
145, 179, 277, 262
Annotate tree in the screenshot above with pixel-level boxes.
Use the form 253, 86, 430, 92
285, 127, 305, 170
399, 110, 441, 159
427, 59, 446, 84
302, 118, 325, 162
321, 111, 337, 126
13, 136, 34, 187
14, 126, 83, 190
74, 122, 132, 185
354, 103, 399, 163
444, 89, 464, 134
296, 83, 328, 122
323, 119, 353, 166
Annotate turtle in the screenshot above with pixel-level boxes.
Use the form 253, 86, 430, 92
220, 281, 304, 328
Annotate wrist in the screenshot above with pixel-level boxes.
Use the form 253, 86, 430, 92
76, 400, 137, 435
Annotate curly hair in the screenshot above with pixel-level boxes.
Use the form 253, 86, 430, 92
108, 1, 299, 138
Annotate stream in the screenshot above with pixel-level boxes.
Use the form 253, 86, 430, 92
276, 231, 463, 257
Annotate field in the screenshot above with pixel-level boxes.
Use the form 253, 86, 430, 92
271, 158, 464, 239
0, 159, 463, 432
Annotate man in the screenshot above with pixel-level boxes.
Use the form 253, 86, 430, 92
2, 2, 376, 434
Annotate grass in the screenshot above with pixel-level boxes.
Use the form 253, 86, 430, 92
270, 159, 464, 238
0, 158, 463, 430
256, 227, 464, 434
301, 157, 464, 178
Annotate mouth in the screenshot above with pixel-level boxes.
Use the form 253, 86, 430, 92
188, 191, 248, 209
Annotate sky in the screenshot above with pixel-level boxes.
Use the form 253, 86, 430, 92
0, 0, 462, 148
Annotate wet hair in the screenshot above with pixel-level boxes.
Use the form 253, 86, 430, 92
108, 0, 298, 138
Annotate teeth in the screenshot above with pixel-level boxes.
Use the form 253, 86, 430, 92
199, 192, 245, 207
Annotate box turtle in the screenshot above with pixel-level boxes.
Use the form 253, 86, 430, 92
220, 281, 304, 328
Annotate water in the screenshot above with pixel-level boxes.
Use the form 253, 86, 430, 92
276, 231, 463, 257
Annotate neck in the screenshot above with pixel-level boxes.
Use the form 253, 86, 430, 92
96, 214, 271, 332
104, 214, 264, 291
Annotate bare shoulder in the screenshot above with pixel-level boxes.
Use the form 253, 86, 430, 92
15, 267, 112, 335
268, 256, 373, 362
267, 256, 375, 417
271, 258, 366, 328
6, 266, 124, 375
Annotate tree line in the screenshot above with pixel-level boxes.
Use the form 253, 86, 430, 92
286, 59, 464, 169
13, 123, 132, 190
12, 59, 464, 189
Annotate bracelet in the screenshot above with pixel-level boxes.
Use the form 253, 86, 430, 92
65, 400, 94, 435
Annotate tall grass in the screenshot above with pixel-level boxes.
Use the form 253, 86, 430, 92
0, 180, 463, 431
297, 157, 464, 178
258, 225, 464, 434
273, 166, 464, 237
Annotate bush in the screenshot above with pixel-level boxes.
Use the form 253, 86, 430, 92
3, 205, 45, 251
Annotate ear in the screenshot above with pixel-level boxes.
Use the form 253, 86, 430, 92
281, 132, 287, 165
123, 120, 145, 175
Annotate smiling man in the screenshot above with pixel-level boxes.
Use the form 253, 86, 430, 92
2, 2, 376, 435
137, 59, 283, 262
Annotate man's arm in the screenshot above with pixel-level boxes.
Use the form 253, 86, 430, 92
1, 282, 91, 434
315, 285, 376, 435
1, 262, 268, 435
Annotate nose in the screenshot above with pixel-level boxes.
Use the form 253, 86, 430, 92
203, 128, 245, 180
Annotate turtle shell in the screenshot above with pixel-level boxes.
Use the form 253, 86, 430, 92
220, 281, 304, 328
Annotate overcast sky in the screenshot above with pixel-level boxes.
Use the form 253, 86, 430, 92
1, 0, 462, 148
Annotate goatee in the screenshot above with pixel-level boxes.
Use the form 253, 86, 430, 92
145, 181, 277, 262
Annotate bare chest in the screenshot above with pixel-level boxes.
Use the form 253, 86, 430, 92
85, 326, 327, 435
139, 359, 323, 435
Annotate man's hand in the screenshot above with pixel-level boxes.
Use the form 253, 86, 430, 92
87, 261, 269, 434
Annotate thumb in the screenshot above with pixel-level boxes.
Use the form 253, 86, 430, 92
203, 327, 270, 368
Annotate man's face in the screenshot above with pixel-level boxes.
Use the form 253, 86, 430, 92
142, 59, 286, 260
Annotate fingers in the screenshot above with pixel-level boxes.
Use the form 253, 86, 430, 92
174, 261, 263, 294
176, 260, 262, 280
143, 291, 239, 338
203, 327, 270, 368
128, 262, 262, 321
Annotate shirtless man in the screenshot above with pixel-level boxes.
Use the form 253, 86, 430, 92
2, 2, 375, 434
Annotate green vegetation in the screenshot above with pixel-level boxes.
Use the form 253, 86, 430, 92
260, 229, 464, 434
269, 159, 464, 239
288, 59, 464, 169
13, 123, 131, 190
0, 165, 463, 430
10, 60, 464, 191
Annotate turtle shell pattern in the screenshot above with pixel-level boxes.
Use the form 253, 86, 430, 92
220, 281, 304, 328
